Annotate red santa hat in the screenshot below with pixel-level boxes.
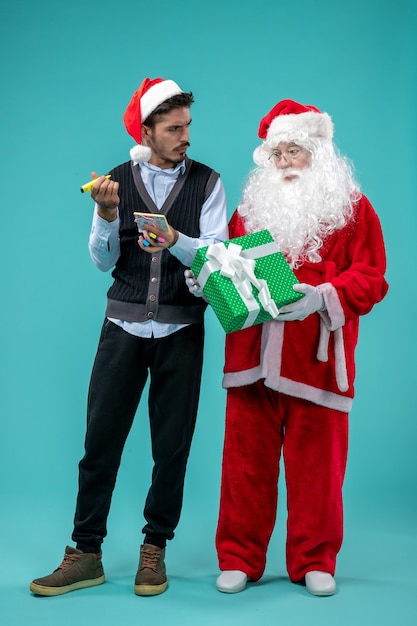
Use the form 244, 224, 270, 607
253, 99, 334, 166
123, 77, 184, 162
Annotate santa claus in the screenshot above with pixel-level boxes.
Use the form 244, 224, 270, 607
187, 98, 388, 596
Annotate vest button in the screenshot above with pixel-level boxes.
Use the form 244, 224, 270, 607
151, 277, 158, 283
149, 295, 156, 302
151, 256, 159, 263
147, 312, 154, 319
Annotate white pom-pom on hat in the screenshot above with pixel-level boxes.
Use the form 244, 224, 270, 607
129, 144, 152, 163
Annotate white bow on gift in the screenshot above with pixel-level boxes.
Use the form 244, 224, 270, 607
199, 242, 279, 328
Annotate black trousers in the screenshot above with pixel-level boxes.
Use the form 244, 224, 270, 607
72, 319, 204, 553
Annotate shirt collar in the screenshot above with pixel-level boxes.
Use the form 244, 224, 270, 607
134, 160, 186, 176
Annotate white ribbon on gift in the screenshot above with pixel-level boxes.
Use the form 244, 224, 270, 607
197, 241, 279, 329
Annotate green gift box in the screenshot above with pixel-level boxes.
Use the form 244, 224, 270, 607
191, 229, 304, 333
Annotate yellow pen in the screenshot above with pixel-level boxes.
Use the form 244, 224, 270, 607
80, 175, 111, 193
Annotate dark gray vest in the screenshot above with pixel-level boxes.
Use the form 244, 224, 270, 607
106, 158, 219, 324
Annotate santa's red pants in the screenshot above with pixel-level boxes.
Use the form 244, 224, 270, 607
216, 381, 349, 582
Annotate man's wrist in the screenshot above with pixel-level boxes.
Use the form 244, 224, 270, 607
97, 205, 118, 222
168, 229, 179, 247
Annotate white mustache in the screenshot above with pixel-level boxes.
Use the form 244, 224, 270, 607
279, 168, 302, 180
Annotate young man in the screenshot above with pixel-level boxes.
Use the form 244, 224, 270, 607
30, 77, 228, 597
188, 99, 388, 596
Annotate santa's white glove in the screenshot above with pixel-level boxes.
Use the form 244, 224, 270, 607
275, 283, 325, 321
184, 269, 204, 298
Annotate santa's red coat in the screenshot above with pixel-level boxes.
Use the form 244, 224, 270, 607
223, 194, 388, 413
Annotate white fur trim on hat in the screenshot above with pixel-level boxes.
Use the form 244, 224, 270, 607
141, 79, 183, 122
253, 111, 333, 167
265, 111, 333, 145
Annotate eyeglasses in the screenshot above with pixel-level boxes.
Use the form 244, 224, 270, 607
269, 146, 306, 163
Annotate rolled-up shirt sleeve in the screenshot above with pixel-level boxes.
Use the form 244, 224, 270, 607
88, 206, 120, 272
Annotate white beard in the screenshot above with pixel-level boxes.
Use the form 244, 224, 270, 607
238, 157, 358, 267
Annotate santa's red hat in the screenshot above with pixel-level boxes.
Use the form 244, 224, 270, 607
253, 99, 333, 166
123, 77, 184, 162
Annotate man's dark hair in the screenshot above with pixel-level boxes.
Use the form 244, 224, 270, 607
143, 92, 194, 127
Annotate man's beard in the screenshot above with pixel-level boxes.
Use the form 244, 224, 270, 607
238, 161, 356, 267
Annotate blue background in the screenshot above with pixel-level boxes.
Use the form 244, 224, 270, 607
1, 0, 416, 624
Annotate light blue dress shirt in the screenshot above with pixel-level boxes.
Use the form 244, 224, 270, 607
88, 160, 228, 338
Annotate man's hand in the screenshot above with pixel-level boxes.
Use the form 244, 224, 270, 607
184, 269, 204, 297
90, 171, 119, 222
138, 220, 179, 253
275, 283, 325, 321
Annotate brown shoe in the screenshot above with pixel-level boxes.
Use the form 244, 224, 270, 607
30, 546, 105, 596
134, 543, 168, 596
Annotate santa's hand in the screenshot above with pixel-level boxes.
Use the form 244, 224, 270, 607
184, 269, 204, 298
275, 283, 325, 321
